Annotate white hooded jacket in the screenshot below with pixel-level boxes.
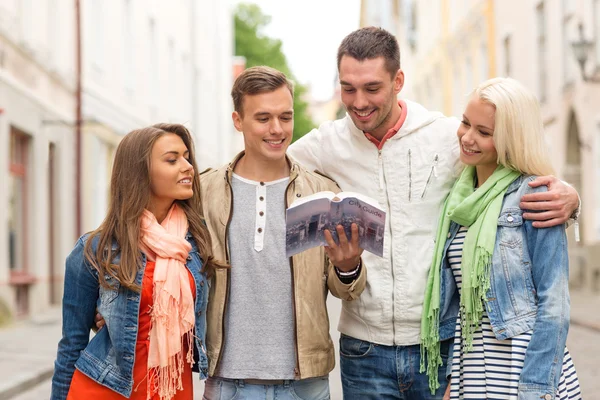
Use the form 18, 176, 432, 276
289, 100, 461, 345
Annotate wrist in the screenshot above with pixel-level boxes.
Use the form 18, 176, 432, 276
334, 257, 361, 273
335, 259, 361, 284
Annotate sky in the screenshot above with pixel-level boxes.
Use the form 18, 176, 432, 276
232, 0, 362, 101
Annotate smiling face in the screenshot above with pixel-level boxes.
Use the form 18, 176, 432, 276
148, 133, 194, 214
232, 85, 294, 164
457, 95, 499, 183
339, 55, 403, 138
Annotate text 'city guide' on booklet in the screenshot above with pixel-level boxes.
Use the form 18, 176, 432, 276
285, 191, 386, 258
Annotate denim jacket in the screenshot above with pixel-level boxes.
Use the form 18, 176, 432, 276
439, 175, 570, 400
51, 233, 209, 399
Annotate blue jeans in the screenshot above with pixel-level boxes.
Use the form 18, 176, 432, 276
203, 376, 330, 400
340, 335, 450, 400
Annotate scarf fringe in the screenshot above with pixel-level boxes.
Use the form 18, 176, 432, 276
420, 308, 442, 394
146, 331, 194, 400
460, 248, 492, 354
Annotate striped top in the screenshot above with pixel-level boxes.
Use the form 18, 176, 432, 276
448, 226, 581, 399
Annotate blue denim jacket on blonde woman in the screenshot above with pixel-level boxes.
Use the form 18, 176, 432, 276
438, 175, 570, 399
51, 233, 209, 399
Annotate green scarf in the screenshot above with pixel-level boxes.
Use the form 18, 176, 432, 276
420, 165, 520, 393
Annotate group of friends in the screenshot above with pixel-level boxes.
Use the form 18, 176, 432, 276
51, 27, 583, 400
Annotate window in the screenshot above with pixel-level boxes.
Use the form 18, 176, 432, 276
9, 128, 32, 316
503, 35, 511, 76
48, 143, 59, 305
536, 2, 547, 102
9, 129, 28, 273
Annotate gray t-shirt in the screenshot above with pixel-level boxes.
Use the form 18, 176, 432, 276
216, 173, 296, 379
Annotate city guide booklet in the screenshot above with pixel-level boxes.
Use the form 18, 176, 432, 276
285, 191, 386, 258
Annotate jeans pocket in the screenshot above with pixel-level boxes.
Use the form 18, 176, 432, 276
339, 334, 373, 358
203, 378, 238, 400
291, 376, 330, 400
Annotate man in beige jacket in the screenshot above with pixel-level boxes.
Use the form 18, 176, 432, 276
200, 66, 366, 400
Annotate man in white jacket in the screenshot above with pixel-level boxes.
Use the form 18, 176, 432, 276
288, 27, 580, 399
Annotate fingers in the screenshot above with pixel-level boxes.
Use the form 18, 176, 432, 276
528, 175, 556, 188
324, 229, 337, 248
531, 217, 568, 228
95, 312, 105, 330
522, 209, 567, 221
519, 200, 563, 211
336, 225, 349, 246
350, 223, 360, 247
520, 191, 561, 205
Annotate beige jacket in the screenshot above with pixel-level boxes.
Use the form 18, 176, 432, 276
199, 152, 366, 379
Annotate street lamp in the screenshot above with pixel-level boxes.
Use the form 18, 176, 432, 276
571, 22, 600, 83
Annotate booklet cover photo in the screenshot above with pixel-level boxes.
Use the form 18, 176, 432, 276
285, 191, 386, 258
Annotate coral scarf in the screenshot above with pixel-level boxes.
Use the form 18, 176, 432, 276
139, 204, 194, 400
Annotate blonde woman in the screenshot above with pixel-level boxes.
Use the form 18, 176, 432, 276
52, 124, 223, 400
421, 78, 581, 400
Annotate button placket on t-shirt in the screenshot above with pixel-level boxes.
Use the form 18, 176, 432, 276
254, 181, 267, 251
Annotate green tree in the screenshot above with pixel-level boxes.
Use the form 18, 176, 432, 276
234, 3, 315, 142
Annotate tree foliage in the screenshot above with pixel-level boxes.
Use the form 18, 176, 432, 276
234, 3, 315, 142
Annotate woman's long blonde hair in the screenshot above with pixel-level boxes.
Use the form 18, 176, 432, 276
474, 77, 554, 176
84, 123, 223, 291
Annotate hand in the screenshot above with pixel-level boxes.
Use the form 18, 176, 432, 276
443, 379, 451, 400
519, 175, 579, 228
93, 311, 105, 332
324, 223, 364, 272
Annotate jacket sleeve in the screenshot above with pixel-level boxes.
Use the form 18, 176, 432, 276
326, 256, 366, 301
51, 238, 99, 400
288, 128, 324, 173
518, 220, 570, 400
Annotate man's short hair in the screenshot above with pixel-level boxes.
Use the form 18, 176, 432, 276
337, 27, 401, 78
231, 66, 294, 115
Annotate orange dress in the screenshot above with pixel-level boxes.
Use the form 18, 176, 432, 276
67, 261, 195, 399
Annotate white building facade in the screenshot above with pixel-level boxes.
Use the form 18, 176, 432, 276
0, 0, 76, 318
0, 0, 238, 321
81, 0, 238, 232
361, 0, 600, 291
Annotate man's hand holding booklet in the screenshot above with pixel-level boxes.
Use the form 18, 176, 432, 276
285, 191, 386, 258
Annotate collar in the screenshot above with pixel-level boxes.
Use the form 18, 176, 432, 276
505, 174, 527, 195
364, 100, 408, 150
225, 151, 299, 183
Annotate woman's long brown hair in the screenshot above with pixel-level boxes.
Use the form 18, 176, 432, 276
84, 123, 224, 291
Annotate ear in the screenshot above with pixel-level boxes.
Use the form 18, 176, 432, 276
232, 111, 243, 132
393, 69, 405, 95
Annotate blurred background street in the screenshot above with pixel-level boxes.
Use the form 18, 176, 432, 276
1, 0, 600, 398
